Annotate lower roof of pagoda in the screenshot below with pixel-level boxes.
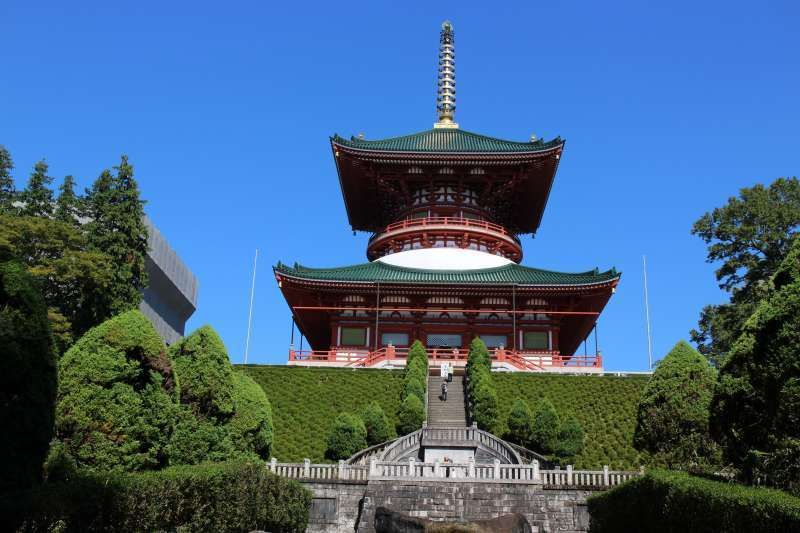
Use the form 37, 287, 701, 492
273, 252, 620, 290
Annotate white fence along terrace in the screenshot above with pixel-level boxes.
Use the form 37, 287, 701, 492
268, 457, 640, 488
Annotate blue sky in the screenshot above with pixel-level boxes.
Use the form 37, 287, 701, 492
2, 1, 798, 370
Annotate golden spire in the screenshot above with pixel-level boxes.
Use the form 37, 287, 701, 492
434, 21, 459, 129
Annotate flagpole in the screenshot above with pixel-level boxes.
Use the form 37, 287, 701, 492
244, 248, 258, 364
643, 255, 653, 369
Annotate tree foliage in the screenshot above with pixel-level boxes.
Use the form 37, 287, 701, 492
226, 371, 274, 460
0, 214, 113, 353
0, 249, 57, 492
325, 412, 367, 461
19, 160, 54, 218
54, 175, 81, 224
55, 310, 177, 473
710, 238, 800, 494
505, 398, 533, 446
169, 325, 235, 420
633, 341, 719, 469
84, 156, 149, 318
396, 394, 425, 436
530, 398, 560, 454
360, 401, 395, 446
555, 415, 585, 459
0, 145, 14, 213
691, 177, 800, 365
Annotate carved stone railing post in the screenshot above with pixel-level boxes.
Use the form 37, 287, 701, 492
269, 457, 277, 473
370, 459, 377, 478
493, 459, 501, 480
408, 456, 416, 477
468, 456, 475, 478
434, 459, 441, 477
533, 459, 540, 482
303, 458, 311, 478
566, 464, 573, 485
603, 465, 609, 486
339, 459, 347, 480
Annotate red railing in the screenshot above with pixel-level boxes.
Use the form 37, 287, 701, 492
288, 346, 602, 371
371, 217, 517, 241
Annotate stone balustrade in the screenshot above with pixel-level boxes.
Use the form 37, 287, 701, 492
269, 457, 639, 488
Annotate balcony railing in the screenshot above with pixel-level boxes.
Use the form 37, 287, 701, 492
369, 216, 519, 243
288, 346, 602, 371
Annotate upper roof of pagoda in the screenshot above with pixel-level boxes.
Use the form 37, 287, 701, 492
331, 128, 564, 156
275, 260, 619, 288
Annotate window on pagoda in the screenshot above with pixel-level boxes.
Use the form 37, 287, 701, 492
381, 332, 409, 347
341, 327, 367, 347
480, 335, 507, 348
523, 331, 550, 350
426, 333, 462, 348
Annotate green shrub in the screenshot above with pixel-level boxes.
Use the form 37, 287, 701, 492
227, 371, 274, 460
360, 401, 395, 445
168, 325, 234, 420
396, 394, 425, 435
165, 407, 234, 465
0, 251, 57, 492
493, 373, 648, 469
405, 356, 427, 385
407, 340, 428, 371
402, 376, 426, 404
0, 461, 311, 532
505, 398, 533, 446
555, 416, 585, 459
472, 382, 499, 434
240, 366, 404, 462
55, 310, 177, 473
467, 337, 491, 374
711, 239, 800, 493
530, 398, 560, 454
634, 340, 718, 469
325, 413, 367, 461
587, 469, 800, 533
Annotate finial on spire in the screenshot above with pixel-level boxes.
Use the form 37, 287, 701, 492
434, 20, 459, 129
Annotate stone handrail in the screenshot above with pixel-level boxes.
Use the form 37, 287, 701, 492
269, 457, 640, 488
346, 438, 396, 465
379, 428, 424, 461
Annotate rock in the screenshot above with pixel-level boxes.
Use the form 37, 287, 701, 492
374, 507, 532, 533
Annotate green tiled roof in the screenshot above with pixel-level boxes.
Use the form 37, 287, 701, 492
275, 260, 619, 286
331, 128, 563, 154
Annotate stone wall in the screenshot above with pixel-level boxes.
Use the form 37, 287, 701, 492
301, 479, 595, 533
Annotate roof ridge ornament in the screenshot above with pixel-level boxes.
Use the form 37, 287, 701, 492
434, 21, 459, 129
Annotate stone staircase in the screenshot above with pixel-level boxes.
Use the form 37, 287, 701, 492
427, 375, 467, 427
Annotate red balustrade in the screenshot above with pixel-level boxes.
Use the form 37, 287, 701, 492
288, 346, 602, 370
375, 217, 516, 239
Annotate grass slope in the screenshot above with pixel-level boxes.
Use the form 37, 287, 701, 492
493, 373, 648, 470
239, 366, 404, 462
242, 366, 647, 469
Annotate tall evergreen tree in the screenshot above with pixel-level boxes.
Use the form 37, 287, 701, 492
20, 160, 54, 217
85, 156, 149, 316
691, 177, 800, 366
54, 175, 81, 224
0, 145, 15, 213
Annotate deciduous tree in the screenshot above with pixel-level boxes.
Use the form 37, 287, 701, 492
691, 177, 800, 365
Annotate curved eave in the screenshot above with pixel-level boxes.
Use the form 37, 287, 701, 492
273, 262, 621, 291
331, 138, 565, 163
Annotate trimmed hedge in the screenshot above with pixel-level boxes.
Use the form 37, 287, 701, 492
0, 461, 311, 532
396, 340, 429, 435
466, 338, 499, 433
240, 366, 404, 462
325, 412, 367, 461
493, 373, 648, 469
588, 469, 800, 533
227, 371, 274, 460
360, 401, 395, 446
396, 394, 426, 435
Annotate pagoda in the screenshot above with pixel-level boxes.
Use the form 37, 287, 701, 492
275, 22, 620, 372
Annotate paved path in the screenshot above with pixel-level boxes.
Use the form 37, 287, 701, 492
427, 374, 467, 427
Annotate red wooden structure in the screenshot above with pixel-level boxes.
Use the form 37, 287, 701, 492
273, 23, 620, 372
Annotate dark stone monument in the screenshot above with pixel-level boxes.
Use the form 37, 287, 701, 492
374, 507, 533, 533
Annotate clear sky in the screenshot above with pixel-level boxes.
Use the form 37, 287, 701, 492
2, 1, 798, 370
